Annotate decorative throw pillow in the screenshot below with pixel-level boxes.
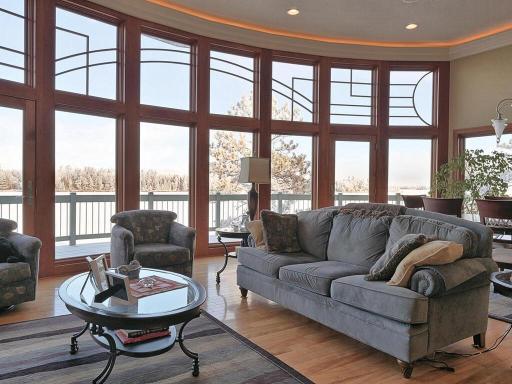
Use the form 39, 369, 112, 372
260, 210, 301, 253
387, 241, 464, 287
246, 220, 266, 249
366, 233, 429, 281
338, 208, 397, 219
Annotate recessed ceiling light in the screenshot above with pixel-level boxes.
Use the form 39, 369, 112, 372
405, 23, 418, 30
287, 8, 300, 16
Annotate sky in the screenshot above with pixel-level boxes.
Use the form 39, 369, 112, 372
0, 1, 499, 195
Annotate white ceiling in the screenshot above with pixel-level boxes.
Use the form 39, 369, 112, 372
165, 0, 512, 43
90, 0, 512, 60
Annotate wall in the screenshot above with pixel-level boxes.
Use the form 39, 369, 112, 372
449, 44, 512, 154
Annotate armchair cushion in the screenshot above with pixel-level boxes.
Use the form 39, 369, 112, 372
0, 237, 24, 263
0, 262, 31, 285
111, 210, 177, 244
134, 243, 190, 268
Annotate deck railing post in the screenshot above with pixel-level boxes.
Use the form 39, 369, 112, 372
148, 191, 154, 210
338, 192, 343, 206
215, 192, 221, 228
69, 192, 77, 246
278, 192, 283, 213
396, 193, 401, 205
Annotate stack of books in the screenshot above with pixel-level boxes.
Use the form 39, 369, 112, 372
114, 327, 170, 345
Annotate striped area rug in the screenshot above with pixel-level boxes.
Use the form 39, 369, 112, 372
0, 312, 312, 384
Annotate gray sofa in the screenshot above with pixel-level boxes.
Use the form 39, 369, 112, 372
237, 203, 497, 378
0, 219, 41, 310
110, 210, 195, 277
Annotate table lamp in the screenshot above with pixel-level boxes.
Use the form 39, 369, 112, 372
239, 157, 271, 220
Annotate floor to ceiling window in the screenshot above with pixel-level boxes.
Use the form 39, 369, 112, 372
140, 122, 190, 225
388, 139, 432, 203
334, 140, 371, 205
0, 0, 26, 83
140, 33, 191, 110
271, 134, 312, 213
331, 68, 374, 126
209, 130, 253, 242
272, 61, 314, 122
0, 0, 450, 275
0, 106, 23, 230
54, 111, 117, 259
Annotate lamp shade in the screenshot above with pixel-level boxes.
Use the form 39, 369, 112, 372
492, 117, 508, 143
239, 157, 271, 184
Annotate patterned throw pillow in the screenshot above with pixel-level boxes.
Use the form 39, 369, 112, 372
366, 233, 430, 281
261, 210, 302, 253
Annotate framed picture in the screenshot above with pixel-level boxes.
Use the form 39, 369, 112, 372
105, 271, 136, 304
86, 254, 109, 292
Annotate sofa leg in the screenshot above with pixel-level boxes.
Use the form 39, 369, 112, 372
397, 360, 414, 379
473, 332, 486, 349
239, 287, 248, 298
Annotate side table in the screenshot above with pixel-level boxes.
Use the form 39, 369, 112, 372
215, 227, 250, 284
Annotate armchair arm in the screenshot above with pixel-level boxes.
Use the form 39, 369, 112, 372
410, 257, 498, 297
110, 224, 134, 268
169, 222, 196, 259
7, 232, 41, 281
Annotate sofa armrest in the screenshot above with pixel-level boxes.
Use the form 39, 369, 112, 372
169, 222, 196, 260
110, 224, 134, 267
7, 232, 41, 281
410, 257, 497, 297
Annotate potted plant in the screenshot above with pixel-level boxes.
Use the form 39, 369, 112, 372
428, 149, 512, 217
426, 154, 466, 217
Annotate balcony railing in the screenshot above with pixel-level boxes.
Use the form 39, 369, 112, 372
0, 192, 405, 246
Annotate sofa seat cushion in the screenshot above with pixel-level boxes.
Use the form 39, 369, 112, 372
388, 215, 477, 258
331, 275, 429, 324
237, 247, 318, 277
133, 243, 190, 268
279, 261, 369, 296
0, 262, 31, 285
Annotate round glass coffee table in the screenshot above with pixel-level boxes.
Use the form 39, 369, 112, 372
59, 268, 206, 384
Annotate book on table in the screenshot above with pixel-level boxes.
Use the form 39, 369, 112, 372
115, 327, 170, 345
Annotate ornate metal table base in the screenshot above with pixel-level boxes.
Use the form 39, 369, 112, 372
69, 319, 200, 383
215, 229, 250, 284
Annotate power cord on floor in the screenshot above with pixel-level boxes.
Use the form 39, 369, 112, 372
417, 324, 512, 373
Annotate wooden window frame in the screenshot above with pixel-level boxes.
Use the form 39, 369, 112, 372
0, 0, 451, 275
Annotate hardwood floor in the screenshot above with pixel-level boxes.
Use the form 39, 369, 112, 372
1, 256, 511, 383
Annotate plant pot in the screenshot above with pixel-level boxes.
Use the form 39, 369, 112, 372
421, 197, 463, 218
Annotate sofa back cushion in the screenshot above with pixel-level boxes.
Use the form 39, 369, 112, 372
297, 209, 337, 259
388, 215, 477, 258
327, 212, 392, 269
111, 210, 177, 245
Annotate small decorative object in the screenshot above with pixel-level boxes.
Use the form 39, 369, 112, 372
240, 214, 249, 230
137, 276, 157, 289
239, 157, 271, 220
86, 254, 109, 292
94, 270, 135, 304
117, 260, 141, 280
129, 275, 188, 299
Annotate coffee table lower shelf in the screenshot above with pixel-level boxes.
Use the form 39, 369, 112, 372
72, 320, 199, 384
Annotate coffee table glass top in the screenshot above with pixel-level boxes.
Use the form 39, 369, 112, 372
59, 268, 206, 318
